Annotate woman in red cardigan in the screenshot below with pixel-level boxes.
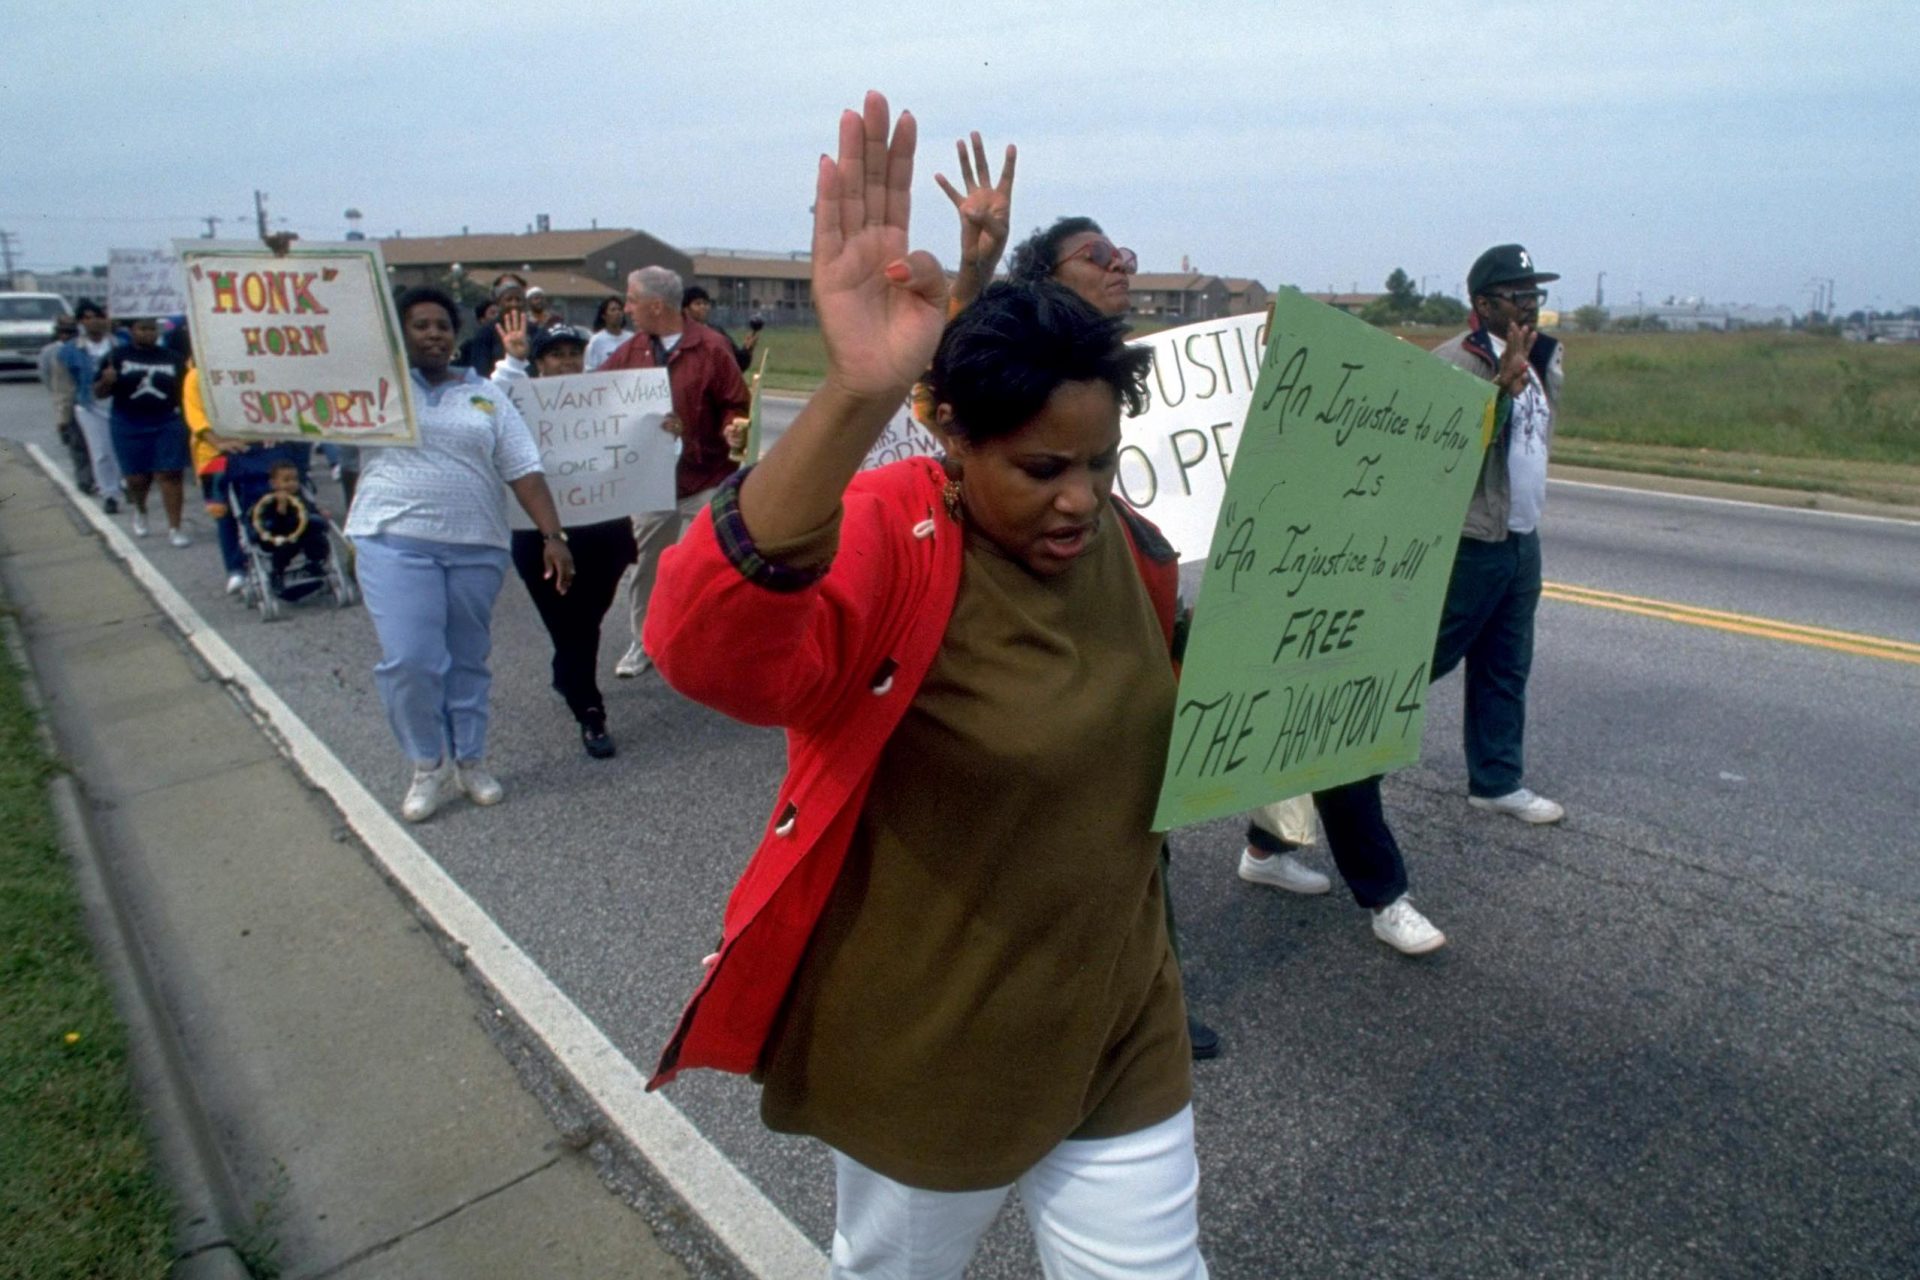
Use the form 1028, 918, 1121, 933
643, 94, 1209, 1278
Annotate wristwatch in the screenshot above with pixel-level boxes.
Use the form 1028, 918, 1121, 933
543, 529, 569, 544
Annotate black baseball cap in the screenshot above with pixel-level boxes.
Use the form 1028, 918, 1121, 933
1468, 244, 1559, 296
530, 324, 588, 359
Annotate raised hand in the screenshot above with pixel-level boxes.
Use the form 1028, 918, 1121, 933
811, 91, 948, 404
500, 308, 529, 360
1496, 321, 1536, 396
934, 132, 1017, 290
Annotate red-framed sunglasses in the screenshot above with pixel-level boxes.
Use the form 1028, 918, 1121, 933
1061, 240, 1138, 274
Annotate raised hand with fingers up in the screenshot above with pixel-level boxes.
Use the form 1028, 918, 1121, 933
934, 132, 1017, 311
499, 308, 530, 362
738, 91, 947, 548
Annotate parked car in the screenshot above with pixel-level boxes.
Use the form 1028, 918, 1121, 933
0, 292, 74, 376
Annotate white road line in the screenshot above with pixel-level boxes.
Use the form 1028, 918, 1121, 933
26, 444, 827, 1279
1547, 475, 1920, 527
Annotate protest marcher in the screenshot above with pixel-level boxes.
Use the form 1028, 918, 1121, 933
459, 273, 527, 376
40, 316, 93, 493
1428, 244, 1565, 824
60, 301, 125, 512
602, 266, 750, 679
94, 316, 190, 545
1003, 205, 1255, 1050
344, 286, 575, 822
491, 315, 639, 758
181, 363, 250, 593
679, 285, 756, 371
585, 296, 631, 370
523, 285, 559, 331
641, 96, 1208, 1277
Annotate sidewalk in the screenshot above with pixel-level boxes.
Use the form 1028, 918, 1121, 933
0, 439, 687, 1277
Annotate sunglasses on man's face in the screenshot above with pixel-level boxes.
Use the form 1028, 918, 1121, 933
1488, 288, 1548, 306
1062, 240, 1139, 274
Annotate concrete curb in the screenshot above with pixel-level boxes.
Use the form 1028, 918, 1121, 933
0, 614, 252, 1280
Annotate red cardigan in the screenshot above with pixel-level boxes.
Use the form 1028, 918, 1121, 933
641, 457, 1181, 1087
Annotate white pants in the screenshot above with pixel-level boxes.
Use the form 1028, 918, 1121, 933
74, 405, 124, 497
626, 485, 718, 648
830, 1106, 1208, 1280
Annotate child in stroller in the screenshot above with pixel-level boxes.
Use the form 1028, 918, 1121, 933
226, 444, 356, 614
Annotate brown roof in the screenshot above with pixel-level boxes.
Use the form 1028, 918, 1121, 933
691, 253, 814, 281
1223, 277, 1266, 293
1130, 273, 1222, 292
519, 269, 618, 299
378, 229, 637, 267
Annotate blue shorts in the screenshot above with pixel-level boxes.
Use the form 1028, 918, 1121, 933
111, 415, 191, 476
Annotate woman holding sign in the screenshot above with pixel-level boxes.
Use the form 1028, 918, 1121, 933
345, 286, 575, 822
492, 315, 639, 759
641, 95, 1207, 1277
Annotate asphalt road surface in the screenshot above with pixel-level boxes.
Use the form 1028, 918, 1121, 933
6, 376, 1917, 1278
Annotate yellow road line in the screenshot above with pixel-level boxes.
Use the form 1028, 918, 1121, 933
1542, 582, 1920, 667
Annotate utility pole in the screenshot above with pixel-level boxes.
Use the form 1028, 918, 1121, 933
254, 190, 271, 240
0, 229, 17, 284
202, 215, 224, 238
1595, 271, 1606, 308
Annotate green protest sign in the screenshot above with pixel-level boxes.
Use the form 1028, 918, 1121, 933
1152, 288, 1498, 830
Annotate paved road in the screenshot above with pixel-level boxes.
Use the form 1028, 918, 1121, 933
7, 376, 1918, 1278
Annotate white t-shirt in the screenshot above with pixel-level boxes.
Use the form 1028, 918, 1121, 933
1488, 332, 1550, 535
585, 328, 632, 371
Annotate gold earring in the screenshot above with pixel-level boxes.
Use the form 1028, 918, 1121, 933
942, 479, 963, 522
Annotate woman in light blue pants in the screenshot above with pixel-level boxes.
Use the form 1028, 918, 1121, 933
345, 287, 574, 822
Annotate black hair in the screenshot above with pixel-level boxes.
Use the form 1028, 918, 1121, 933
395, 286, 461, 332
928, 281, 1150, 443
472, 300, 493, 321
592, 296, 622, 331
74, 299, 104, 320
681, 285, 711, 309
491, 271, 527, 292
268, 457, 300, 474
1007, 217, 1103, 284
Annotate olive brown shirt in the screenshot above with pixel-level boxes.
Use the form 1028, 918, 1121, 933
757, 509, 1190, 1191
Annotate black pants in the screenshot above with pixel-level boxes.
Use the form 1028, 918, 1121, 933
510, 518, 638, 722
1245, 776, 1407, 910
58, 419, 95, 492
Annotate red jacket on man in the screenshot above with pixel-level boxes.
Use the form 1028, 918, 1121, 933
640, 457, 1181, 1087
601, 319, 751, 498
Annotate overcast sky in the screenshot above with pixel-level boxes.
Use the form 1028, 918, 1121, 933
6, 1, 1916, 313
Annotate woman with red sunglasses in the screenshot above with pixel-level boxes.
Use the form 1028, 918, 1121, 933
1011, 218, 1139, 318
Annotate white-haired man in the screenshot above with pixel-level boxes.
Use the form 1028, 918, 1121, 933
602, 265, 751, 677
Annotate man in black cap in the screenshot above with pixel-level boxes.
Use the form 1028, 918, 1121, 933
1429, 244, 1566, 825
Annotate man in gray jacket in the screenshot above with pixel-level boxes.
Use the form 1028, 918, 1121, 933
1429, 244, 1566, 824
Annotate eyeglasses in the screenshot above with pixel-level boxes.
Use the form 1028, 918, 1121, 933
1488, 288, 1548, 306
1061, 240, 1139, 275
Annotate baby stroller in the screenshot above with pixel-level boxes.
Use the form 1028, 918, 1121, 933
225, 444, 359, 621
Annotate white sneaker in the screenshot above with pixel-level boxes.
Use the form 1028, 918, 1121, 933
131, 511, 150, 537
168, 527, 191, 548
1372, 896, 1447, 955
1238, 848, 1332, 895
614, 643, 651, 678
401, 760, 455, 823
225, 572, 246, 595
1468, 788, 1565, 825
456, 760, 504, 807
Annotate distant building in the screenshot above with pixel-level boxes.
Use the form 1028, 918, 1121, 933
1603, 301, 1796, 332
378, 229, 693, 324
12, 269, 109, 310
1130, 274, 1230, 322
1223, 277, 1270, 316
686, 251, 817, 325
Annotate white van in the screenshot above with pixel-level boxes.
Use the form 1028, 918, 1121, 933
0, 292, 74, 376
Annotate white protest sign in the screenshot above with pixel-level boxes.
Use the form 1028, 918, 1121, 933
860, 399, 943, 471
176, 240, 418, 445
1113, 312, 1268, 561
503, 368, 677, 529
108, 247, 188, 318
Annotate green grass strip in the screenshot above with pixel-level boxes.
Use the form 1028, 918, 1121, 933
0, 629, 174, 1278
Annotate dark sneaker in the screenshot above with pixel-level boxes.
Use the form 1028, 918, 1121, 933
103, 495, 120, 514
580, 712, 616, 759
1188, 1015, 1220, 1061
